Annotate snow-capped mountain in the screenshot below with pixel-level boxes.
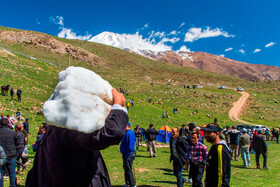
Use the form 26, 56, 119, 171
89, 31, 193, 61
89, 31, 280, 81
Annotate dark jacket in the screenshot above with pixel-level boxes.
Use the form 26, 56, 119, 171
228, 129, 242, 145
252, 134, 267, 153
26, 109, 128, 187
0, 126, 19, 159
170, 136, 188, 167
0, 145, 6, 166
179, 128, 189, 138
145, 127, 159, 141
205, 141, 231, 187
134, 128, 142, 137
23, 121, 29, 134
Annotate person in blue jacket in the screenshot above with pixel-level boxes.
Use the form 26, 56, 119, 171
120, 122, 136, 187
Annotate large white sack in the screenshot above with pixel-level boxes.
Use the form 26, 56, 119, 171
43, 66, 113, 133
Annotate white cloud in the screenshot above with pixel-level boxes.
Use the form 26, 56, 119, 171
51, 16, 64, 26
225, 47, 233, 52
184, 27, 235, 42
178, 45, 191, 53
36, 19, 41, 25
179, 22, 185, 28
58, 28, 92, 40
168, 30, 178, 35
153, 31, 165, 38
138, 23, 149, 31
219, 54, 225, 57
89, 31, 172, 53
144, 23, 149, 28
253, 49, 261, 53
160, 37, 180, 44
265, 42, 276, 48
239, 49, 246, 54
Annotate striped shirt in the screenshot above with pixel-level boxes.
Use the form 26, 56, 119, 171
187, 142, 208, 163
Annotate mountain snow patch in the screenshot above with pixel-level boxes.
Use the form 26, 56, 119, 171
43, 66, 113, 133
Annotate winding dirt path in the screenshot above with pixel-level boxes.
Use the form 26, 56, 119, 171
228, 91, 255, 125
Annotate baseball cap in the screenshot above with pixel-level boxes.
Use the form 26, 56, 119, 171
202, 124, 221, 132
241, 128, 247, 133
26, 118, 29, 121
127, 122, 131, 127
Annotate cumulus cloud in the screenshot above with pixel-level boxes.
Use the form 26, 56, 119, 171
265, 42, 276, 48
225, 47, 233, 52
43, 67, 113, 133
219, 54, 225, 57
50, 16, 64, 26
184, 27, 235, 42
178, 45, 191, 53
58, 28, 92, 40
239, 49, 246, 54
253, 49, 261, 53
168, 30, 178, 36
179, 22, 185, 28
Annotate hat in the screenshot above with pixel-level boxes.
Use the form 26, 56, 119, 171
127, 122, 131, 127
226, 125, 230, 128
241, 128, 247, 133
136, 124, 139, 127
232, 125, 237, 129
26, 118, 29, 121
201, 124, 221, 132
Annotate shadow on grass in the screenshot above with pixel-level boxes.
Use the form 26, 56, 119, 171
155, 168, 173, 173
152, 180, 176, 185
136, 155, 152, 158
113, 185, 160, 187
231, 164, 255, 169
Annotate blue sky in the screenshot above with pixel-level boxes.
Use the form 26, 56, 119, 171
0, 0, 279, 67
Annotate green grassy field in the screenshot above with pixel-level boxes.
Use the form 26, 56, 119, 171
1, 26, 280, 186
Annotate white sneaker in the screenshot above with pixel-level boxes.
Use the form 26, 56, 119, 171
188, 178, 192, 184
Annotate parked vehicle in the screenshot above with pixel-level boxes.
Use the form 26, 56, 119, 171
237, 87, 244, 91
252, 125, 269, 133
219, 86, 227, 89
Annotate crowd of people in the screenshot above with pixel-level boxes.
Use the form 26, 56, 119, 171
0, 111, 30, 187
1, 87, 279, 187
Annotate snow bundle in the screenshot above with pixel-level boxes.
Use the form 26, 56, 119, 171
43, 66, 113, 133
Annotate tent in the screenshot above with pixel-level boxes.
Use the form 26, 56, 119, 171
156, 126, 172, 143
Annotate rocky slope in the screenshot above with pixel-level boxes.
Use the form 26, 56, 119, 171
0, 30, 103, 66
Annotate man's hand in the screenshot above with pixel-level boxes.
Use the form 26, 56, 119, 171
112, 88, 126, 106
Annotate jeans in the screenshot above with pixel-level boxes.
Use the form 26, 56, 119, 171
135, 137, 141, 151
240, 147, 250, 167
190, 162, 205, 187
4, 158, 17, 187
255, 152, 267, 168
276, 136, 279, 144
123, 152, 136, 186
173, 159, 186, 187
0, 166, 4, 187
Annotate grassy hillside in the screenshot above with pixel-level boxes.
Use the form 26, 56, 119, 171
0, 26, 280, 186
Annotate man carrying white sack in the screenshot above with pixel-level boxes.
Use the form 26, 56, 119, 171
26, 88, 128, 187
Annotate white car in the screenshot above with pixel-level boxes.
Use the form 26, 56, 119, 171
252, 125, 269, 133
237, 87, 244, 91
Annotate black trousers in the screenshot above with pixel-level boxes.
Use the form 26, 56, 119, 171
123, 152, 136, 186
255, 152, 267, 168
190, 162, 205, 187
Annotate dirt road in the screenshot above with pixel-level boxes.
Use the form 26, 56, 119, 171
228, 91, 255, 125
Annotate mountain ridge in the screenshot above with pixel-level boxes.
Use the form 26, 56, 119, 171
90, 31, 280, 81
